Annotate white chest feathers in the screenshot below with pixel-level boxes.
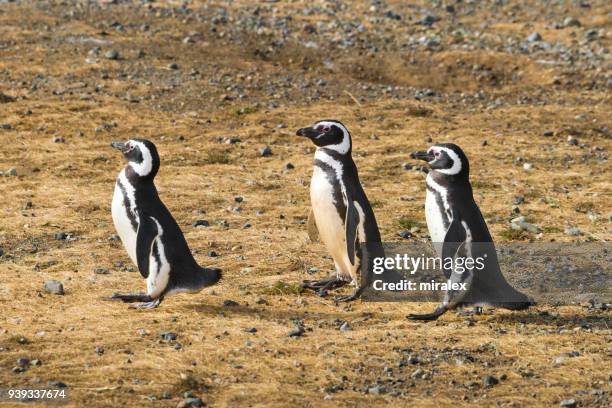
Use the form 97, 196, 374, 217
425, 174, 451, 244
112, 169, 139, 265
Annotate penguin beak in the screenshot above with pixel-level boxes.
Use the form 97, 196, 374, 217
296, 127, 320, 139
410, 150, 435, 162
111, 141, 128, 153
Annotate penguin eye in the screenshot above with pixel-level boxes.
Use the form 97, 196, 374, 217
323, 126, 330, 132
433, 151, 440, 157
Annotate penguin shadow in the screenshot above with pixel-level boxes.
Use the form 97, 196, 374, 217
182, 300, 357, 321
486, 311, 611, 329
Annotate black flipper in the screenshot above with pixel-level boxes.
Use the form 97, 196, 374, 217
136, 213, 158, 279
441, 208, 466, 279
344, 193, 360, 266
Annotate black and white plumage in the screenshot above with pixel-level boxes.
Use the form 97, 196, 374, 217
110, 139, 221, 309
297, 120, 383, 302
408, 143, 534, 320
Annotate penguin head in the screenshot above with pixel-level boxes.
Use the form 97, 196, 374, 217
111, 139, 160, 178
411, 143, 469, 178
296, 120, 352, 154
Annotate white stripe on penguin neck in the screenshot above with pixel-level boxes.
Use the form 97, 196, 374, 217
435, 147, 462, 175
315, 121, 351, 155
129, 140, 153, 177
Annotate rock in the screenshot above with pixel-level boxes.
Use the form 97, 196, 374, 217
94, 268, 109, 275
513, 196, 525, 205
368, 385, 386, 395
567, 136, 578, 146
53, 136, 65, 143
244, 327, 257, 333
288, 325, 305, 337
0, 124, 13, 130
177, 397, 205, 408
527, 32, 542, 42
523, 163, 533, 170
54, 232, 68, 240
105, 49, 119, 60
95, 346, 104, 355
543, 130, 554, 137
510, 216, 540, 233
565, 227, 583, 236
6, 167, 17, 176
284, 163, 295, 170
255, 297, 267, 305
44, 280, 64, 295
207, 251, 218, 257
559, 399, 576, 408
12, 367, 26, 373
234, 196, 243, 203
168, 62, 179, 70
160, 332, 178, 341
48, 380, 67, 388
16, 358, 30, 367
483, 375, 499, 387
340, 322, 352, 332
223, 299, 239, 307
192, 220, 209, 227
399, 230, 412, 239
563, 17, 581, 28
260, 146, 272, 157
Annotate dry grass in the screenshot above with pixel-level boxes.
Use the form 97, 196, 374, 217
0, 1, 610, 407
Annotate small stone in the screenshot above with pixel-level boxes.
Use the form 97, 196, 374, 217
105, 49, 119, 60
510, 216, 540, 233
176, 397, 205, 408
53, 136, 65, 143
31, 359, 41, 366
513, 196, 525, 205
16, 358, 30, 367
95, 346, 104, 355
340, 322, 352, 332
523, 163, 533, 170
483, 375, 499, 387
527, 32, 542, 42
12, 367, 26, 373
284, 163, 295, 170
481, 140, 488, 146
207, 251, 218, 257
223, 299, 239, 307
168, 62, 179, 70
48, 380, 67, 388
567, 136, 578, 146
411, 368, 425, 379
543, 130, 554, 137
234, 196, 243, 203
563, 17, 581, 28
368, 385, 386, 395
6, 167, 17, 176
0, 124, 13, 130
399, 230, 412, 239
260, 146, 272, 157
255, 297, 268, 305
564, 227, 583, 236
559, 399, 576, 408
94, 268, 109, 275
54, 232, 68, 240
245, 327, 257, 333
44, 280, 64, 295
288, 325, 305, 337
160, 332, 178, 341
192, 220, 209, 227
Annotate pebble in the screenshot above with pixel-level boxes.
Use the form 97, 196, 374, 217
340, 322, 352, 332
160, 332, 178, 341
168, 62, 179, 70
6, 167, 17, 176
543, 130, 554, 137
483, 375, 499, 387
510, 216, 540, 233
105, 49, 119, 60
284, 163, 295, 170
368, 385, 386, 395
176, 397, 205, 408
260, 146, 272, 157
54, 232, 68, 240
48, 381, 67, 388
564, 227, 583, 236
399, 230, 412, 239
16, 358, 30, 367
245, 327, 257, 333
53, 136, 65, 143
527, 32, 542, 42
288, 325, 305, 337
559, 399, 576, 408
95, 346, 104, 355
567, 136, 578, 146
0, 124, 13, 130
94, 268, 109, 275
44, 280, 64, 295
523, 163, 533, 170
563, 17, 581, 28
223, 299, 239, 307
192, 220, 210, 227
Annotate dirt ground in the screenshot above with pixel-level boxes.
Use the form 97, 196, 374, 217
0, 1, 610, 407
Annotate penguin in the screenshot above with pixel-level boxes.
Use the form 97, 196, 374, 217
408, 143, 534, 320
296, 120, 384, 301
109, 139, 221, 309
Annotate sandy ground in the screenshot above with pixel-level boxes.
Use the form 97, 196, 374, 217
0, 1, 610, 407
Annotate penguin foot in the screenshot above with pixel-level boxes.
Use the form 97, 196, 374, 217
456, 306, 483, 317
109, 292, 153, 303
128, 297, 163, 310
408, 306, 448, 321
333, 285, 365, 303
302, 278, 347, 292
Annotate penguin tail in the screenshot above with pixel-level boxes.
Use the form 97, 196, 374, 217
199, 267, 222, 287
